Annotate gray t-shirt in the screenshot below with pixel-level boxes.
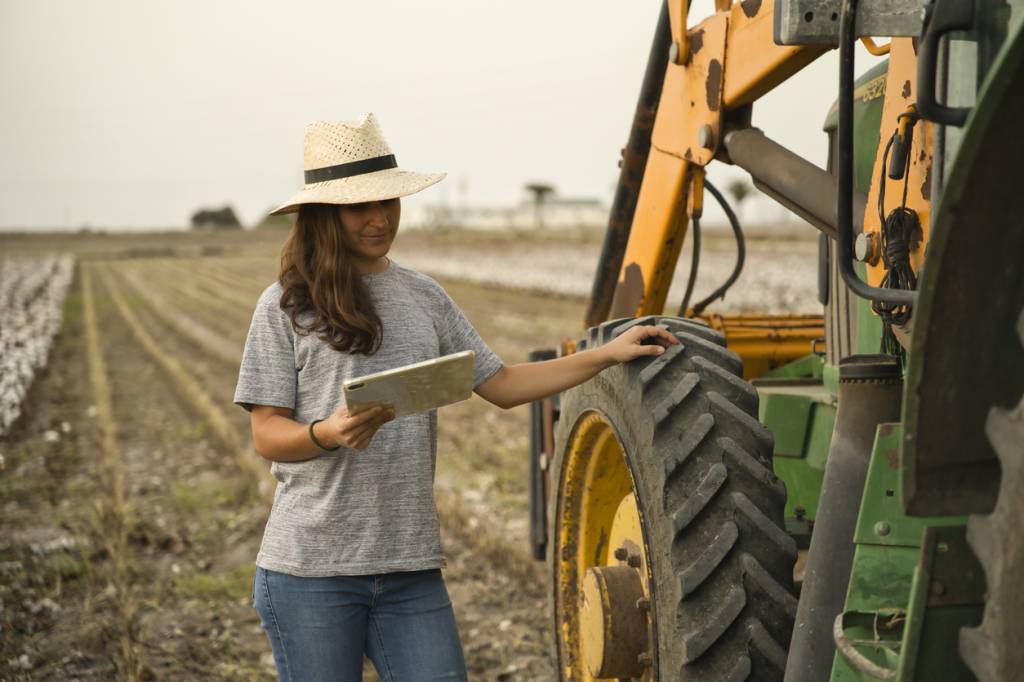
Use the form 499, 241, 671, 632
233, 259, 503, 577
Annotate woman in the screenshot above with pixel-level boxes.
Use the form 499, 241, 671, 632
234, 113, 678, 682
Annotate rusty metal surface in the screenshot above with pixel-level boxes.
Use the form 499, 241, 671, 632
579, 565, 648, 678
585, 1, 672, 328
775, 0, 926, 45
861, 38, 934, 288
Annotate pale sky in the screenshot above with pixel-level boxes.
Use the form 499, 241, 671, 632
0, 0, 882, 230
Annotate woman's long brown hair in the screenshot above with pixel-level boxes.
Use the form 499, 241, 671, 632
277, 203, 383, 354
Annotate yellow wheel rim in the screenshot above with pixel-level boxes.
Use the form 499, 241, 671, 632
554, 410, 653, 681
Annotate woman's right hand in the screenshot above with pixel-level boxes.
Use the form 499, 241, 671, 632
320, 404, 396, 451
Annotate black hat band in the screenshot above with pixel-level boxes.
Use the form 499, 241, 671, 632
304, 154, 398, 184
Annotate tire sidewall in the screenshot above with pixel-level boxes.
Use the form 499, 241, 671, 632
549, 359, 684, 676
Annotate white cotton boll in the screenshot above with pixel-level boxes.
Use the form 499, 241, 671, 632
3, 406, 20, 433
0, 254, 76, 437
4, 383, 22, 404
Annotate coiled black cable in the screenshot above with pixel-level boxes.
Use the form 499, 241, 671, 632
872, 115, 920, 360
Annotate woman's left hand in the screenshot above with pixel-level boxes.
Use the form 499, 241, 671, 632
603, 325, 681, 364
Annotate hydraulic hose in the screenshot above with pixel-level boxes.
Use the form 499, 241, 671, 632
690, 179, 746, 315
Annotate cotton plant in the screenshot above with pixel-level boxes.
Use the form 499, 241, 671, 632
0, 255, 74, 436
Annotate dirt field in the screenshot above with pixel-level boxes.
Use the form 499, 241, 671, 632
0, 227, 817, 680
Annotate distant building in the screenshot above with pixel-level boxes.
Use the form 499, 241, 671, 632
419, 189, 608, 231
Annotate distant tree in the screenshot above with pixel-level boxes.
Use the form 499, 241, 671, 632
190, 205, 242, 230
725, 178, 753, 221
524, 183, 555, 230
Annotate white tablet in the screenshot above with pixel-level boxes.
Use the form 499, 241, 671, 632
342, 350, 476, 418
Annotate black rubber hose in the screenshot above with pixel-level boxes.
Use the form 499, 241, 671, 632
678, 215, 701, 317
691, 179, 746, 315
837, 0, 916, 306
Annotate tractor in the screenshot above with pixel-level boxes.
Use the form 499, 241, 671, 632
526, 1, 1024, 680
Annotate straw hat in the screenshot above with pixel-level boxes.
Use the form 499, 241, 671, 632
269, 113, 445, 215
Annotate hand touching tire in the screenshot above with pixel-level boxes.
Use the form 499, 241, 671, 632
603, 325, 680, 364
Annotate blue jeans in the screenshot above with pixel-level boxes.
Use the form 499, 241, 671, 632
253, 566, 469, 681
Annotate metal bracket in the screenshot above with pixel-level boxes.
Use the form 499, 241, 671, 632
652, 11, 728, 166
774, 0, 926, 45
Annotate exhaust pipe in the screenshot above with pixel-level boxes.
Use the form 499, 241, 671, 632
783, 354, 903, 682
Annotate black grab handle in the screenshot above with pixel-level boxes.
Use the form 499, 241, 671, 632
917, 0, 976, 127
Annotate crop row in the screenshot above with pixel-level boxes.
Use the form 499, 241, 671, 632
96, 263, 276, 503
0, 255, 75, 435
80, 264, 146, 679
99, 257, 537, 581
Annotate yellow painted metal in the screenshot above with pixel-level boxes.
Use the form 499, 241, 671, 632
721, 1, 827, 108
608, 493, 648, 591
612, 0, 828, 321
654, 11, 729, 166
896, 103, 917, 139
555, 412, 653, 682
688, 166, 705, 219
579, 569, 611, 675
561, 311, 823, 380
700, 313, 826, 379
614, 149, 690, 317
861, 38, 934, 287
860, 36, 892, 56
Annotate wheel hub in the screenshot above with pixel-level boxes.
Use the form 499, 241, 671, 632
580, 564, 649, 678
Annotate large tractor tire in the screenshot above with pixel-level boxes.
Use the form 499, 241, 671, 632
959, 309, 1024, 681
549, 315, 798, 681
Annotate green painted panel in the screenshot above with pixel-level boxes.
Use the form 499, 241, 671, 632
805, 403, 836, 471
823, 363, 839, 395
775, 457, 825, 522
831, 429, 975, 681
853, 262, 886, 357
756, 375, 837, 522
823, 60, 889, 194
853, 424, 965, 548
762, 353, 825, 379
844, 543, 920, 611
761, 392, 813, 457
895, 527, 984, 682
832, 544, 919, 681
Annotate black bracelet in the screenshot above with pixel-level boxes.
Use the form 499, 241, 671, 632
308, 418, 341, 452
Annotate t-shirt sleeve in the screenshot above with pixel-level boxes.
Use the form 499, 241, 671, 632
233, 287, 298, 412
435, 286, 504, 389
